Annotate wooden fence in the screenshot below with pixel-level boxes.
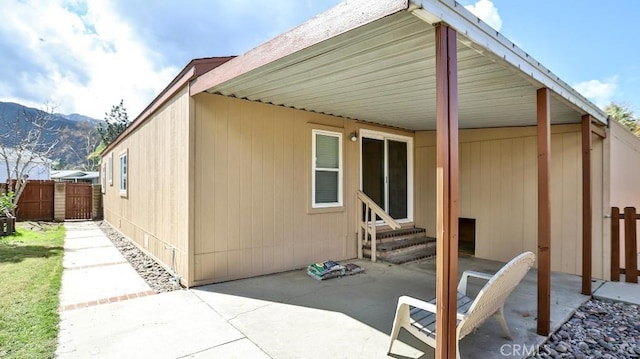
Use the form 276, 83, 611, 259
1, 180, 54, 221
611, 207, 639, 283
0, 181, 101, 221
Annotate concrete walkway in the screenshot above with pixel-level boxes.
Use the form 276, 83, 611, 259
56, 221, 639, 358
56, 222, 268, 358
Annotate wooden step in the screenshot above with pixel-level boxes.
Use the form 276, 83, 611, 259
363, 236, 435, 252
385, 247, 436, 264
368, 227, 426, 243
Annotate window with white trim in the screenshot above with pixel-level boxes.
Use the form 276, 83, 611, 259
312, 130, 342, 208
107, 153, 113, 186
101, 163, 106, 193
119, 151, 127, 196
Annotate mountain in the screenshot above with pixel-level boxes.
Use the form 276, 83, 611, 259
58, 113, 99, 123
0, 101, 102, 170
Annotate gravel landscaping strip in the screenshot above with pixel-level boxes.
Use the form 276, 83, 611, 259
532, 299, 640, 358
97, 221, 181, 293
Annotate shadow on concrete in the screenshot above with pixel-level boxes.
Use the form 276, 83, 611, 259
194, 256, 599, 358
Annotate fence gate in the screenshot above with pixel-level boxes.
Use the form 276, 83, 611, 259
65, 183, 93, 220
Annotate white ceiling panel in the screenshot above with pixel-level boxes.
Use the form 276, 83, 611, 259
206, 12, 592, 131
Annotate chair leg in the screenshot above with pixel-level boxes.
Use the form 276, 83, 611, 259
456, 340, 461, 359
388, 303, 409, 354
495, 306, 512, 340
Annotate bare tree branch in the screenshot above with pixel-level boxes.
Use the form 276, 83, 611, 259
0, 103, 59, 216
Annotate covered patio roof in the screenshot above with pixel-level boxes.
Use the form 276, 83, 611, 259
191, 0, 607, 130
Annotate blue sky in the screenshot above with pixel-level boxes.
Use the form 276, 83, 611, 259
0, 0, 638, 119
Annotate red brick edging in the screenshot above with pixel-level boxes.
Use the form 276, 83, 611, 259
59, 290, 157, 312
64, 261, 129, 270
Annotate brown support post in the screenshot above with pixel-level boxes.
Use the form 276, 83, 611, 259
611, 207, 620, 282
536, 88, 551, 336
581, 115, 593, 295
435, 24, 459, 359
624, 207, 638, 283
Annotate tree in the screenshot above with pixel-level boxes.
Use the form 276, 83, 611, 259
0, 104, 58, 217
98, 100, 130, 146
605, 103, 640, 136
58, 120, 101, 171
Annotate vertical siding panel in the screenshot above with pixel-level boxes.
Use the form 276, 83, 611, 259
262, 106, 275, 251
239, 104, 253, 251
293, 113, 311, 267
196, 100, 216, 255
561, 133, 580, 274
550, 135, 563, 271
477, 141, 492, 256
489, 141, 503, 257
523, 136, 538, 255
414, 147, 426, 230
227, 101, 241, 252
273, 112, 285, 250
251, 103, 264, 273
511, 137, 525, 253
250, 104, 264, 253
459, 142, 471, 217
591, 135, 605, 279
501, 139, 514, 257
469, 142, 482, 225
214, 96, 229, 254
282, 114, 295, 269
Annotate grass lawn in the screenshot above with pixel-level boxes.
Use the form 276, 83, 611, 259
0, 222, 65, 359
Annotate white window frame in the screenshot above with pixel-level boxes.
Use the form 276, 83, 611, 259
119, 150, 128, 197
107, 153, 113, 186
312, 129, 343, 208
101, 162, 106, 193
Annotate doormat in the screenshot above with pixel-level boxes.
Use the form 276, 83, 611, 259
307, 260, 365, 281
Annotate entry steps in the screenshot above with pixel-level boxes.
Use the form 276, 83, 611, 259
362, 227, 436, 264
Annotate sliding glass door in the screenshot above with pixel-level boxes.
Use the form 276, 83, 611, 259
360, 130, 412, 222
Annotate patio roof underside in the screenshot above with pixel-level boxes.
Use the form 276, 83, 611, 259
204, 12, 591, 131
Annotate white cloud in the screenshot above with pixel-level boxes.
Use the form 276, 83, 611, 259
573, 77, 618, 108
0, 0, 178, 119
464, 0, 503, 31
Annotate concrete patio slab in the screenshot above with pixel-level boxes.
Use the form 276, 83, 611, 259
194, 257, 596, 359
184, 338, 271, 358
57, 290, 246, 359
593, 280, 640, 305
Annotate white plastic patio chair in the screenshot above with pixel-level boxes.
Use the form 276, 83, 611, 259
388, 251, 536, 358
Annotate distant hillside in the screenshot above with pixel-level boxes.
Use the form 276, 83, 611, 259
0, 101, 102, 170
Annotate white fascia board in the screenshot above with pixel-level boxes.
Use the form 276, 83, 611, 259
410, 0, 607, 125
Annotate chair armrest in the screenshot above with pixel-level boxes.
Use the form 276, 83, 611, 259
399, 295, 468, 321
398, 295, 437, 314
457, 270, 493, 295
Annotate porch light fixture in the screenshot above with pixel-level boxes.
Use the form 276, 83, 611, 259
350, 131, 358, 142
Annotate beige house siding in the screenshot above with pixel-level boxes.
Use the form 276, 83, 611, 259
102, 87, 191, 284
609, 120, 640, 269
191, 93, 414, 285
415, 125, 607, 278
